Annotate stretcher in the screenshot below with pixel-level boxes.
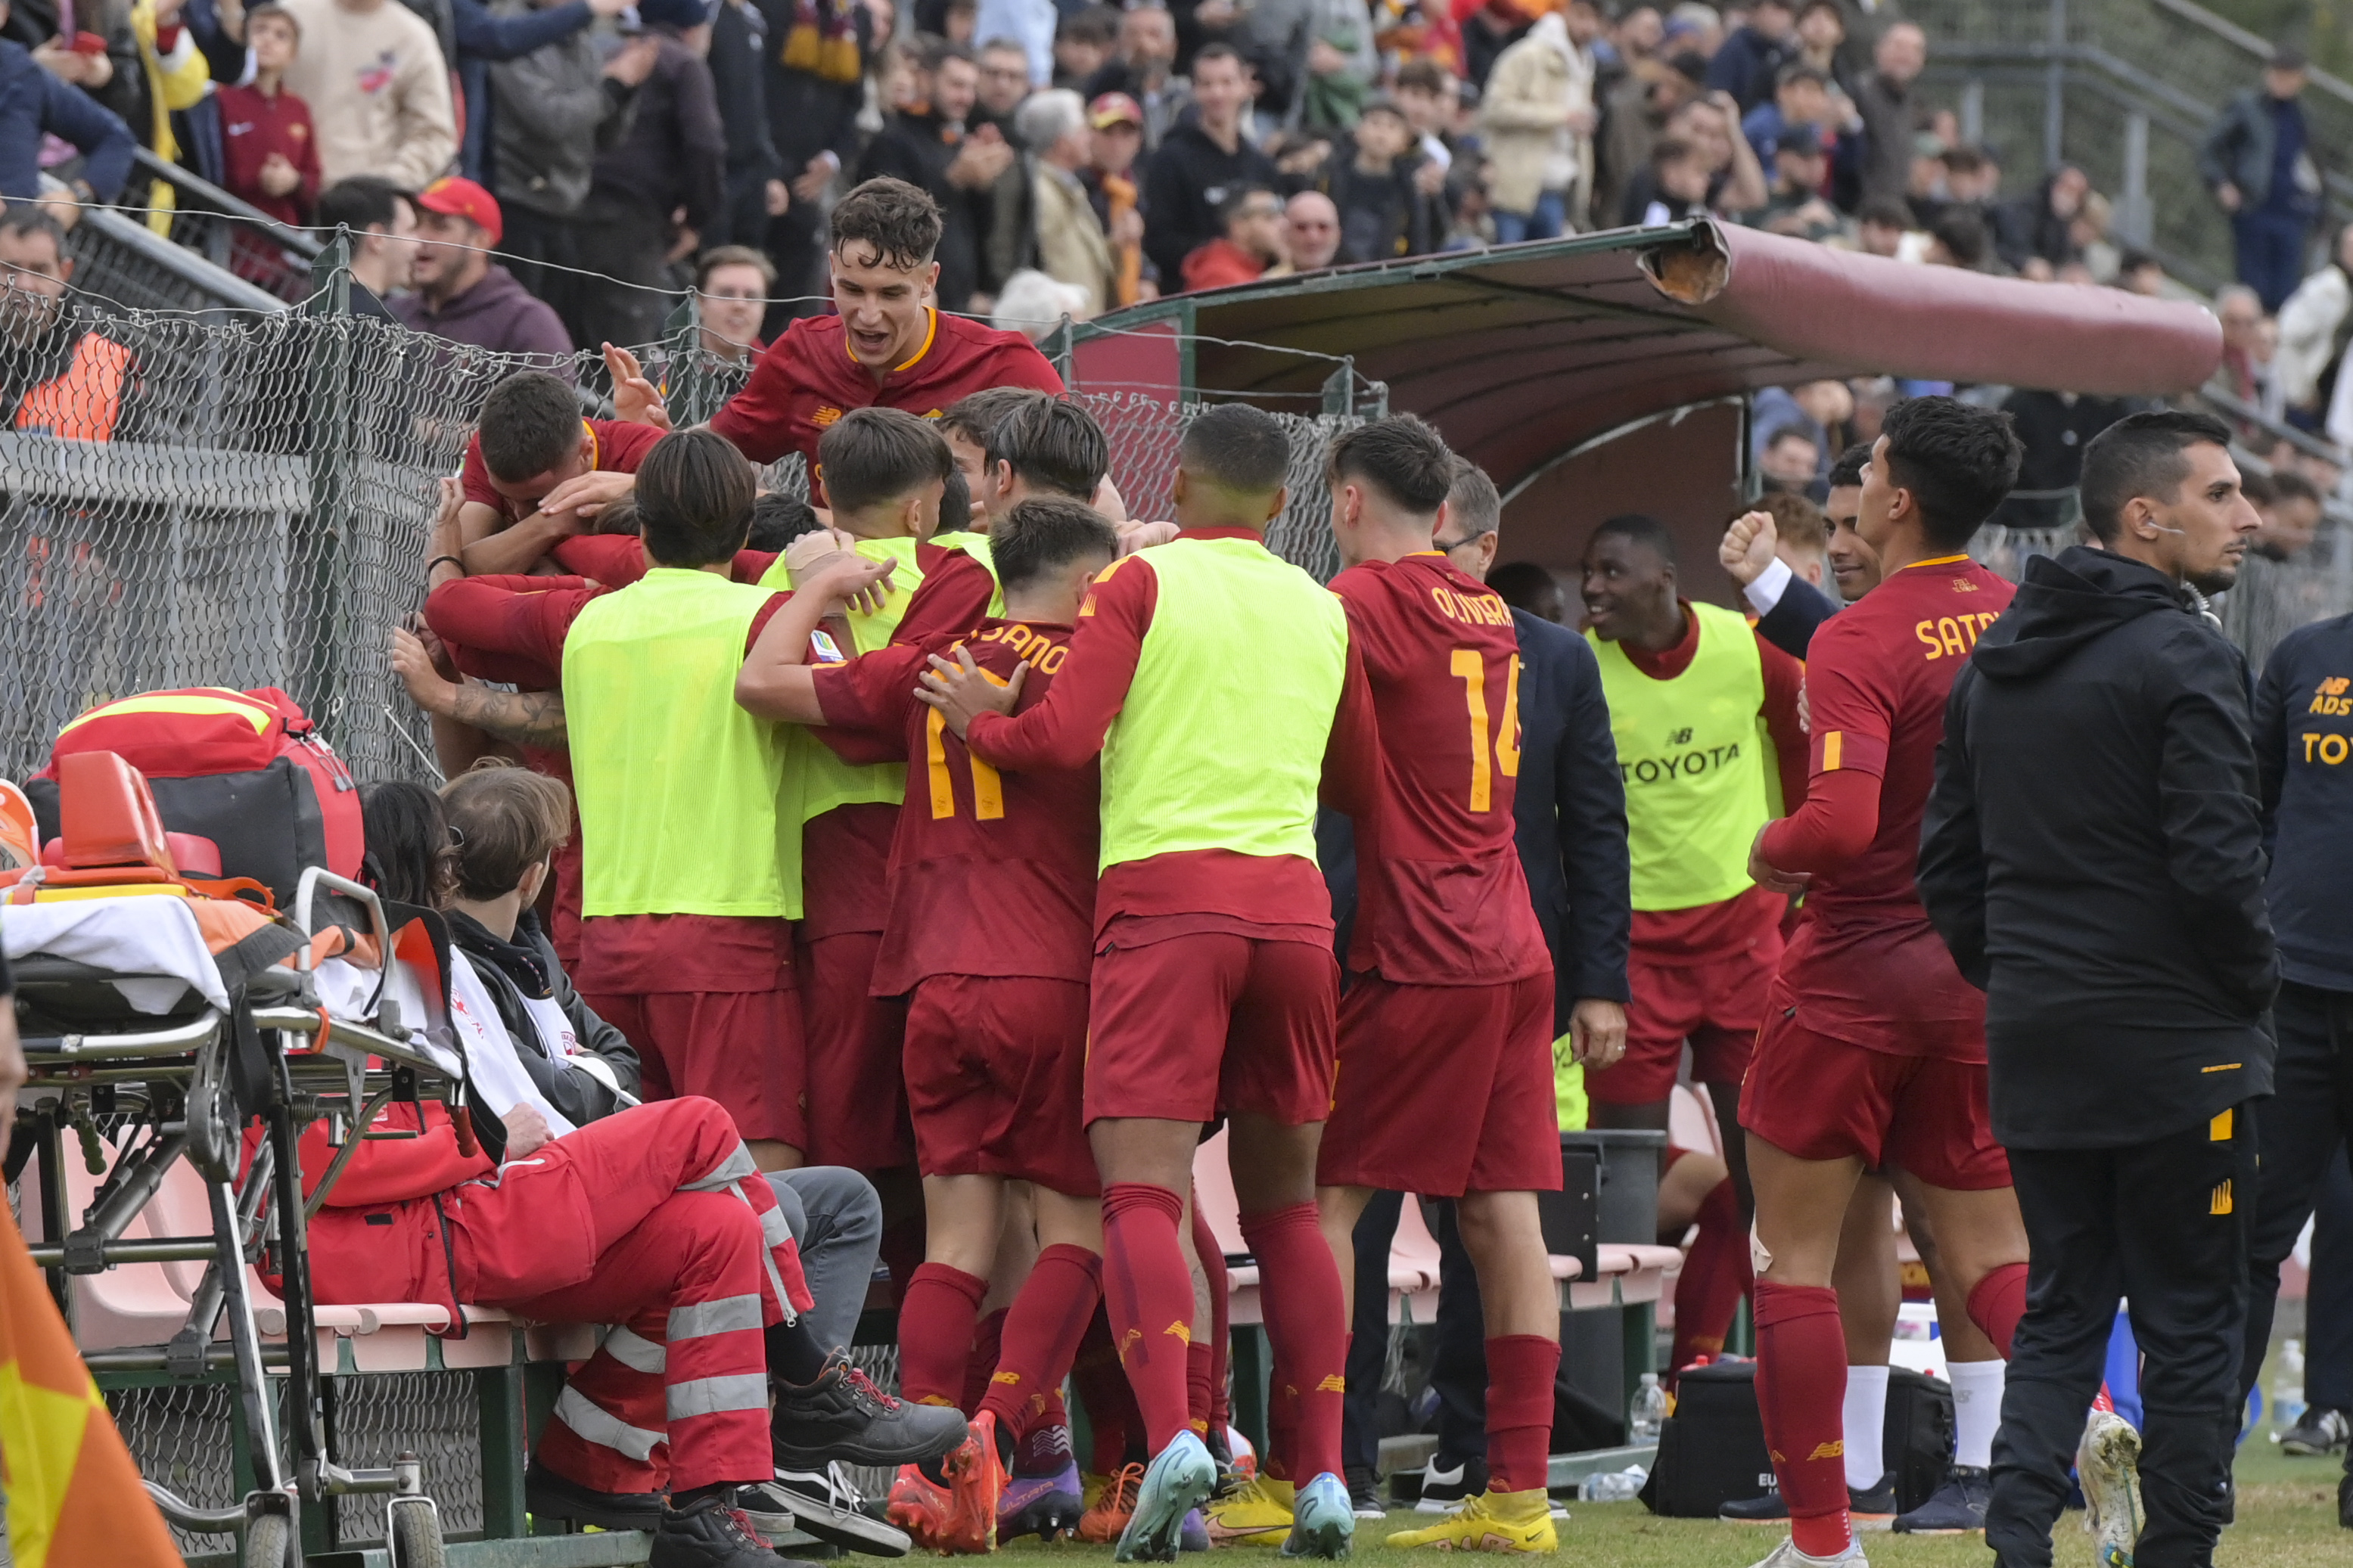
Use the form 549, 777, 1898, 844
2, 772, 628, 1566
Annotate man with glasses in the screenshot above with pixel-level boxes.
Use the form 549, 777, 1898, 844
1180, 185, 1292, 292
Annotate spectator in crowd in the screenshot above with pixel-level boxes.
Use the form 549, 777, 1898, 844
1752, 123, 1840, 240
757, 0, 874, 310
1247, 0, 1378, 134
1286, 188, 1342, 269
1481, 4, 1598, 244
1792, 0, 1846, 90
1994, 386, 2135, 529
2203, 45, 2325, 312
1085, 90, 1149, 303
213, 4, 320, 225
1143, 42, 1277, 285
695, 244, 774, 363
1739, 61, 1829, 163
1854, 196, 1913, 258
393, 176, 575, 361
1023, 85, 1119, 315
991, 265, 1091, 335
1638, 135, 1709, 224
490, 24, 656, 320
974, 33, 1036, 119
1757, 424, 1820, 494
121, 0, 212, 226
1, 0, 142, 153
2273, 220, 2353, 424
2209, 282, 2286, 424
1180, 182, 1288, 290
1677, 89, 1767, 215
449, 0, 633, 186
1994, 163, 2089, 275
1751, 378, 1849, 467
1326, 95, 1444, 262
973, 0, 1052, 87
709, 0, 789, 249
1705, 0, 1795, 113
2118, 247, 2168, 295
1459, 0, 1534, 92
1083, 1, 1184, 149
0, 2, 137, 205
2252, 467, 2323, 560
1392, 57, 1462, 175
315, 175, 421, 321
280, 0, 455, 189
1596, 51, 1698, 228
0, 206, 134, 442
570, 0, 729, 350
1852, 20, 1926, 210
1926, 206, 1990, 270
1052, 5, 1116, 89
858, 37, 1006, 316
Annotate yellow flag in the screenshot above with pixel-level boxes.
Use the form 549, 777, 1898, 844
0, 1208, 185, 1568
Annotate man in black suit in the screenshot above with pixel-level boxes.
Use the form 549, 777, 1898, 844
1328, 458, 1633, 1511
1720, 443, 1874, 658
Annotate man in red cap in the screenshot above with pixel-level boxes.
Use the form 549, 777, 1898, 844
392, 175, 574, 362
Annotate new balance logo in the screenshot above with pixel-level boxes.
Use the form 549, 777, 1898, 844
1806, 1441, 1845, 1461
990, 1371, 1023, 1385
2210, 1181, 2233, 1216
1317, 1374, 1346, 1393
1164, 1321, 1193, 1345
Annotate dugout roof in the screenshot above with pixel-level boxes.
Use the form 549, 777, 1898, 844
1071, 219, 2224, 495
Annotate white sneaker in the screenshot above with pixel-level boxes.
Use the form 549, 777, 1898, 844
1745, 1535, 1868, 1568
2078, 1408, 2144, 1568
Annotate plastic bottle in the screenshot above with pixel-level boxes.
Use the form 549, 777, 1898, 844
1578, 1467, 1649, 1502
1629, 1372, 1668, 1444
2271, 1338, 2307, 1435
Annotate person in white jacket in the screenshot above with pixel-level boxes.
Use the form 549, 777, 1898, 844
1479, 1, 1600, 243
2274, 220, 2353, 416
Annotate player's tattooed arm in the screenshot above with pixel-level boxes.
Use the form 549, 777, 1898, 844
448, 685, 570, 749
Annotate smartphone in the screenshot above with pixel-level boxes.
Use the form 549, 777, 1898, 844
70, 30, 109, 54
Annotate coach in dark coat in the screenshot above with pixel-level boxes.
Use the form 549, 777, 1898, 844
1919, 409, 2275, 1568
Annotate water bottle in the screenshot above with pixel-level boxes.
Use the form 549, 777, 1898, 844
1629, 1372, 1668, 1444
2271, 1338, 2307, 1435
1578, 1466, 1649, 1502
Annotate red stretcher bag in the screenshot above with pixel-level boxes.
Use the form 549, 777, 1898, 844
26, 686, 362, 910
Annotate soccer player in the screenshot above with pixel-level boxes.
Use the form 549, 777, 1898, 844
919, 403, 1376, 1563
1740, 396, 2031, 1568
452, 368, 664, 577
1303, 416, 1566, 1554
735, 498, 1122, 1553
701, 178, 1066, 470
896, 395, 1114, 644
1578, 513, 1808, 1371
538, 430, 875, 1171
766, 408, 954, 1210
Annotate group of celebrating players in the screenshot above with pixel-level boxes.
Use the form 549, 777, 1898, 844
380, 170, 2187, 1568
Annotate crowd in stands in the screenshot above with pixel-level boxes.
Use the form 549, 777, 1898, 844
3, 0, 2335, 356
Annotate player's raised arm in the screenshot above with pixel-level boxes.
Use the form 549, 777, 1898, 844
735, 554, 898, 724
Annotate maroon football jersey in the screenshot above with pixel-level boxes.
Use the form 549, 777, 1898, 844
1330, 553, 1552, 987
810, 619, 1099, 992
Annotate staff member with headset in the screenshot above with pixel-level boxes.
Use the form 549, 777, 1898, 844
1922, 409, 2274, 1568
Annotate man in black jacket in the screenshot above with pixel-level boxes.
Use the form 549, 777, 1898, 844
1142, 43, 1278, 286
2237, 601, 2353, 1529
1920, 408, 2274, 1568
856, 39, 1009, 315
1325, 458, 1631, 1513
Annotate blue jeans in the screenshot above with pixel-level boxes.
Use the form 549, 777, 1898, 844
766, 1166, 883, 1352
2233, 206, 2314, 313
1492, 191, 1568, 247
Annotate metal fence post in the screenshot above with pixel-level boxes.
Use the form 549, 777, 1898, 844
301, 229, 354, 735
2121, 111, 2153, 245
2044, 0, 2069, 171
1961, 79, 1985, 147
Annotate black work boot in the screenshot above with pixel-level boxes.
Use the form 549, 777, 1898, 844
650, 1488, 820, 1568
526, 1459, 666, 1531
771, 1350, 969, 1469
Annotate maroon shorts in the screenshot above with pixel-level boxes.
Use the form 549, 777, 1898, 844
582, 986, 806, 1150
1317, 973, 1562, 1197
1739, 997, 2010, 1191
903, 974, 1099, 1196
1085, 933, 1338, 1128
1589, 944, 1774, 1106
797, 929, 913, 1172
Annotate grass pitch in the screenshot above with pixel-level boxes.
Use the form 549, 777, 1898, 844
983, 1445, 2342, 1568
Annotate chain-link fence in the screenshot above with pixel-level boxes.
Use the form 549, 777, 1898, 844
0, 274, 1361, 790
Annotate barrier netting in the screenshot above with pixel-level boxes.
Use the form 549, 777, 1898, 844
0, 281, 1361, 788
